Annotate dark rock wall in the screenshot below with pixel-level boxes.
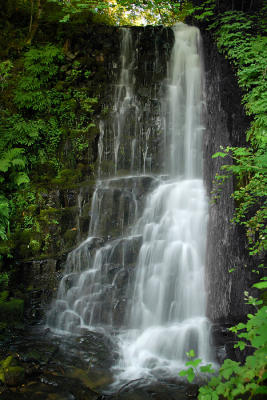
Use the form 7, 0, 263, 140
202, 31, 254, 324
98, 26, 173, 176
18, 25, 172, 318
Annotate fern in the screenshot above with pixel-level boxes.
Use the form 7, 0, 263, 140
0, 195, 9, 240
13, 172, 30, 186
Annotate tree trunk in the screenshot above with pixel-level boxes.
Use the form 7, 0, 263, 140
26, 0, 42, 45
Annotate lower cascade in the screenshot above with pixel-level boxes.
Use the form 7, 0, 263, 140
47, 22, 214, 382
117, 179, 212, 380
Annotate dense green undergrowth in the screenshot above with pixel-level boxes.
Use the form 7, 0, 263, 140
189, 0, 267, 257
0, 43, 98, 257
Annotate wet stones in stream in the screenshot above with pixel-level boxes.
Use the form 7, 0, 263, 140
0, 326, 116, 399
0, 325, 200, 400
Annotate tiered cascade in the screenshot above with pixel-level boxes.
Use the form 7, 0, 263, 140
47, 23, 213, 380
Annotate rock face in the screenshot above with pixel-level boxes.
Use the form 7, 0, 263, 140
97, 26, 173, 176
202, 31, 254, 324
15, 26, 173, 320
47, 175, 157, 331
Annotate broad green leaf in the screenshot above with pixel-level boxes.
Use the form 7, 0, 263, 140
13, 172, 30, 186
200, 364, 215, 374
187, 368, 195, 383
0, 159, 10, 172
186, 358, 202, 368
253, 281, 267, 289
186, 349, 195, 358
255, 386, 267, 394
212, 152, 228, 158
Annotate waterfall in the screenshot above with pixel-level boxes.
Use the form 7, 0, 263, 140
116, 23, 212, 380
47, 22, 213, 381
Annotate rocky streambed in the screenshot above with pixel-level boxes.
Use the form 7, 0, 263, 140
0, 324, 202, 400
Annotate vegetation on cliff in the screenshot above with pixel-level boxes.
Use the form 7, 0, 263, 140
179, 1, 267, 398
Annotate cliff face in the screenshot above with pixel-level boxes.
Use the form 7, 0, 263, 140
202, 31, 254, 324
13, 25, 173, 319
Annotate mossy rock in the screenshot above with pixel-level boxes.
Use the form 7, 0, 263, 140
39, 207, 59, 218
0, 291, 9, 302
68, 368, 113, 391
51, 168, 82, 186
0, 355, 25, 386
0, 298, 24, 323
13, 230, 41, 245
63, 228, 78, 247
13, 230, 42, 259
1, 366, 25, 386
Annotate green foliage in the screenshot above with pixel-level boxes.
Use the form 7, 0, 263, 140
253, 277, 267, 290
179, 292, 267, 399
179, 349, 215, 383
0, 148, 29, 241
0, 196, 9, 241
0, 297, 24, 323
198, 306, 267, 399
189, 2, 267, 259
47, 0, 116, 24
0, 39, 98, 251
0, 273, 9, 291
213, 145, 267, 255
47, 0, 185, 26
0, 60, 13, 91
186, 0, 216, 22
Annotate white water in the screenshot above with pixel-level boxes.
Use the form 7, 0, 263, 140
48, 22, 213, 381
116, 23, 212, 380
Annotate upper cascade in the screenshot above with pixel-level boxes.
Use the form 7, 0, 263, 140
163, 22, 205, 177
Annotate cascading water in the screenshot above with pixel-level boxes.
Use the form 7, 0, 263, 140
116, 23, 212, 380
47, 22, 213, 382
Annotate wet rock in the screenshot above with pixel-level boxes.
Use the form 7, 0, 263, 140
68, 367, 113, 392
202, 30, 255, 324
0, 355, 25, 387
3, 366, 25, 386
91, 177, 157, 237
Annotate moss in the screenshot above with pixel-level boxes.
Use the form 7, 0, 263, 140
0, 356, 25, 386
18, 244, 32, 259
0, 298, 24, 323
40, 208, 59, 217
0, 291, 9, 302
29, 239, 41, 253
51, 168, 82, 185
63, 228, 78, 248
12, 230, 42, 259
13, 230, 41, 245
1, 355, 15, 369
0, 240, 15, 260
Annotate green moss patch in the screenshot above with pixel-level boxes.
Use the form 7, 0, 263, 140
0, 297, 24, 323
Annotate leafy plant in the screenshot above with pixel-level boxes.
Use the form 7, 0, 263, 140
0, 273, 9, 291
0, 60, 13, 91
198, 304, 267, 399
212, 146, 267, 255
0, 148, 29, 241
179, 349, 215, 383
